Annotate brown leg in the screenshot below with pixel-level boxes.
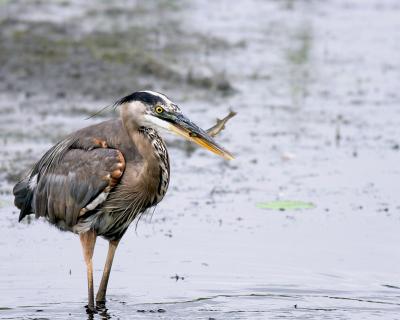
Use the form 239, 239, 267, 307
96, 240, 119, 304
80, 230, 97, 311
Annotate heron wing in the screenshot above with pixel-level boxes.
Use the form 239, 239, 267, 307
31, 147, 125, 228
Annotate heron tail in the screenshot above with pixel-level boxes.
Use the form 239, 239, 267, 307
13, 178, 34, 222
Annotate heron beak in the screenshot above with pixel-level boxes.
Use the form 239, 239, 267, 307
169, 114, 234, 160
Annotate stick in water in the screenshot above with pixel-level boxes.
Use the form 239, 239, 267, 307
206, 110, 237, 137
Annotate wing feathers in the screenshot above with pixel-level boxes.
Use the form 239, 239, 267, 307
29, 148, 125, 230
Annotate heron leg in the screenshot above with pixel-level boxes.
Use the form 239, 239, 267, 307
80, 229, 97, 311
96, 240, 119, 305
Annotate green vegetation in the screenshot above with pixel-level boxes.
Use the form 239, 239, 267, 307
257, 200, 315, 210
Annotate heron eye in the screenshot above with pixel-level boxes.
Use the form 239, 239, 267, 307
155, 106, 164, 114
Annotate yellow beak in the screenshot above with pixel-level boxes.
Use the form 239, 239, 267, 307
169, 119, 234, 160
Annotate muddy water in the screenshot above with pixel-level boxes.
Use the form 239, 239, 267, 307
1, 0, 400, 319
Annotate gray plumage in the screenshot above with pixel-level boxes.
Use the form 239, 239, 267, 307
14, 118, 169, 241
12, 90, 233, 311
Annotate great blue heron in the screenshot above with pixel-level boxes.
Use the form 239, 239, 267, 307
13, 91, 233, 311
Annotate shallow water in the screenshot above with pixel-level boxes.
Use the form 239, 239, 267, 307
1, 0, 400, 319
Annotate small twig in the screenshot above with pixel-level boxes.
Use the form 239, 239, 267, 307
206, 110, 237, 137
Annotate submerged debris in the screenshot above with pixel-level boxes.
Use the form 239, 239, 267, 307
137, 308, 166, 313
170, 274, 185, 281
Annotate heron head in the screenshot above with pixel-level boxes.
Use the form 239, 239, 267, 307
116, 90, 233, 160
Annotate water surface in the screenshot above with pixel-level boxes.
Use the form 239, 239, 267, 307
1, 0, 400, 319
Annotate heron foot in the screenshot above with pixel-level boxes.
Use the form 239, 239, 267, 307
85, 304, 97, 314
96, 299, 106, 309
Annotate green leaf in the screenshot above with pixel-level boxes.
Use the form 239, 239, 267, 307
256, 200, 315, 211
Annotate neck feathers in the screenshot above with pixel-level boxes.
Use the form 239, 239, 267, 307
139, 127, 170, 204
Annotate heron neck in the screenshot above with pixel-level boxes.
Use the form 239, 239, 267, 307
120, 108, 169, 202
120, 108, 155, 165
125, 127, 159, 171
